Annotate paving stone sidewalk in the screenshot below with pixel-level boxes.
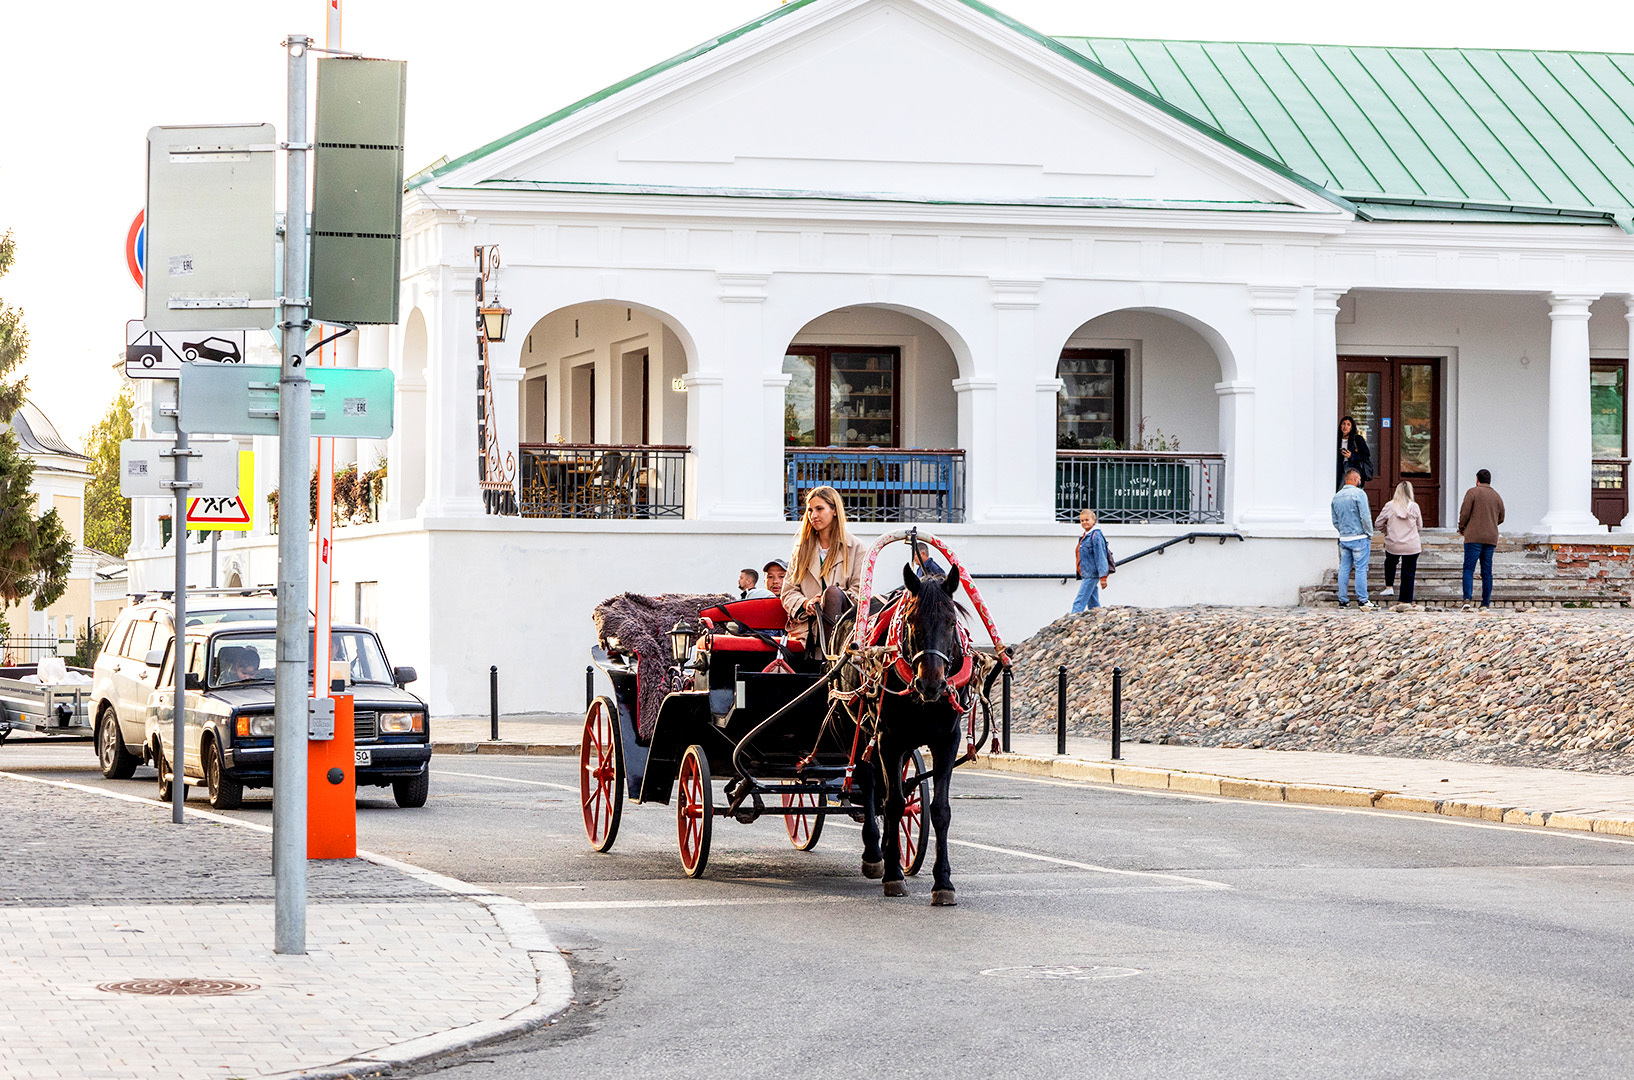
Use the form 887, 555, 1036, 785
0, 774, 570, 1080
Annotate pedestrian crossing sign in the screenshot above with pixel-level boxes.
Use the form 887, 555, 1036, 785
186, 451, 255, 531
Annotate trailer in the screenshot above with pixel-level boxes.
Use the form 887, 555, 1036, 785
0, 665, 94, 743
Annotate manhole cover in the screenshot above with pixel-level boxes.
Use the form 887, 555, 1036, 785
980, 965, 1141, 981
98, 978, 259, 996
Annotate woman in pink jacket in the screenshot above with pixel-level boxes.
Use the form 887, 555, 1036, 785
1374, 481, 1424, 609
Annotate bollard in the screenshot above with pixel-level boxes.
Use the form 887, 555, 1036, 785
1056, 665, 1067, 756
1001, 667, 1012, 753
1111, 666, 1122, 760
489, 666, 499, 742
586, 664, 594, 711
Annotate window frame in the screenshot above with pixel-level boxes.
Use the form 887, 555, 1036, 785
783, 344, 902, 448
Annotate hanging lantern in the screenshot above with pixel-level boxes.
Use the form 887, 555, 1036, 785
479, 304, 511, 343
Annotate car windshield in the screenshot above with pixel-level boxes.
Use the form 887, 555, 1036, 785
209, 631, 395, 687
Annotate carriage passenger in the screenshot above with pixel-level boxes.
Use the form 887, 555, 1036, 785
780, 486, 869, 666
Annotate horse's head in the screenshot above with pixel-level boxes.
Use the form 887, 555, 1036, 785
900, 563, 963, 703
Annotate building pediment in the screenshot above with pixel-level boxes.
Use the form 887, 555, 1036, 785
423, 0, 1342, 217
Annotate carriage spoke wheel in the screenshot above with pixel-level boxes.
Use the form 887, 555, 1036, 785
677, 744, 713, 878
579, 697, 623, 853
899, 750, 929, 877
782, 789, 826, 851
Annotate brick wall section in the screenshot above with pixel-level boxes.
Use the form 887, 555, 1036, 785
1551, 543, 1634, 581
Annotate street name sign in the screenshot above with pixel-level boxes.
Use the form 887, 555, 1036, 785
187, 451, 256, 531
119, 437, 240, 499
178, 363, 394, 438
145, 124, 277, 332
125, 320, 249, 378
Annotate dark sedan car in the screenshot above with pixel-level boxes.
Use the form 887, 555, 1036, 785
144, 621, 431, 810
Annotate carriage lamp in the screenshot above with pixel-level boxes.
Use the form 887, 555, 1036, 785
669, 621, 699, 666
479, 303, 512, 343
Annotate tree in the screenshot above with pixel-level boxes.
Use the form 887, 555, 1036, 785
84, 385, 134, 556
0, 232, 74, 610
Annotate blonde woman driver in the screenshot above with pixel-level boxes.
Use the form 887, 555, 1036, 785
780, 485, 869, 667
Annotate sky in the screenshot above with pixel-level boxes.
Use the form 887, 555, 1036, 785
6, 0, 1634, 447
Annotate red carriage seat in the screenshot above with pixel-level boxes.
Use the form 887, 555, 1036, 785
698, 596, 802, 656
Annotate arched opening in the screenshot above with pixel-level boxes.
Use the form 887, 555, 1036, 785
1054, 308, 1232, 524
780, 305, 964, 523
513, 301, 694, 518
394, 308, 429, 518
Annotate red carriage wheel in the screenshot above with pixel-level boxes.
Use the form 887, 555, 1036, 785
677, 744, 714, 878
579, 697, 623, 852
899, 750, 929, 877
782, 789, 826, 851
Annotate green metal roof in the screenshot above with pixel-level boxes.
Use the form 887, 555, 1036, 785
1056, 38, 1634, 222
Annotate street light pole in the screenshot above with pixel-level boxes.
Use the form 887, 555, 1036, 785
273, 32, 313, 957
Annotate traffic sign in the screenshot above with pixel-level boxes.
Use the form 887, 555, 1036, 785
178, 363, 394, 438
126, 211, 145, 290
125, 320, 248, 379
150, 380, 179, 435
118, 437, 240, 499
186, 451, 256, 531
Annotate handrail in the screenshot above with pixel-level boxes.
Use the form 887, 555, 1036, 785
968, 531, 1246, 579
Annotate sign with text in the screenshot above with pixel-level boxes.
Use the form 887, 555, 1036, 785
118, 438, 240, 500
178, 363, 394, 438
186, 451, 256, 531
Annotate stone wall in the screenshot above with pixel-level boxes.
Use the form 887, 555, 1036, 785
1009, 607, 1634, 774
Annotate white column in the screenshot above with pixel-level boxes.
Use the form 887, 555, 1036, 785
1621, 296, 1634, 531
421, 269, 485, 518
1308, 289, 1344, 526
1541, 291, 1601, 533
684, 371, 726, 520
1215, 380, 1255, 526
764, 371, 792, 520
985, 278, 1054, 523
953, 376, 999, 523
706, 273, 779, 520
1237, 286, 1303, 524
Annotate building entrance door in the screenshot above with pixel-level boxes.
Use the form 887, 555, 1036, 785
1591, 360, 1627, 528
1338, 357, 1441, 527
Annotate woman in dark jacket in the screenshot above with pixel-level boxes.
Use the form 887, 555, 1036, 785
1336, 415, 1372, 489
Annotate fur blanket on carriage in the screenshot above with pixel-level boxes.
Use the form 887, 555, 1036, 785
592, 592, 732, 739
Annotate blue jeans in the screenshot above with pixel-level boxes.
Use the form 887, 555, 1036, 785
1337, 538, 1370, 603
1462, 543, 1496, 605
1071, 574, 1101, 613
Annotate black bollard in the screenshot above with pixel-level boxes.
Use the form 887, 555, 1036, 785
1111, 666, 1123, 760
1001, 667, 1012, 753
586, 664, 594, 710
1056, 665, 1068, 756
489, 666, 499, 742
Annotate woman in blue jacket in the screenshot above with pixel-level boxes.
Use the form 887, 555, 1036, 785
1072, 508, 1110, 613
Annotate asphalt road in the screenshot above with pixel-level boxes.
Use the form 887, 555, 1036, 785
8, 739, 1634, 1079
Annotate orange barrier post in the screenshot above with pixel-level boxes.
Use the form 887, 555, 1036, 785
308, 694, 357, 859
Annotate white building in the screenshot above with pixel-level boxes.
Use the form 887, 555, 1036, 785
130, 0, 1634, 714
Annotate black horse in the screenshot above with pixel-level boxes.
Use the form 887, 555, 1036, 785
855, 563, 969, 906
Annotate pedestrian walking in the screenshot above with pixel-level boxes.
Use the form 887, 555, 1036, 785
1336, 415, 1373, 490
1374, 481, 1423, 609
1457, 469, 1505, 609
1330, 468, 1374, 608
1071, 508, 1110, 613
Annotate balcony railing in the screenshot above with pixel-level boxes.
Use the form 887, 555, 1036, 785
519, 444, 688, 519
785, 448, 965, 523
1056, 451, 1225, 524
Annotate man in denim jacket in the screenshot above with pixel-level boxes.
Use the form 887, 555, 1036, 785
1330, 469, 1374, 609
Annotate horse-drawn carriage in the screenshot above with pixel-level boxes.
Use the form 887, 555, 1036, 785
579, 530, 1009, 903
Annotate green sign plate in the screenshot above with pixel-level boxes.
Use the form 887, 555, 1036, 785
178, 363, 395, 438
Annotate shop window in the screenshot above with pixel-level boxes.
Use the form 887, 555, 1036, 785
1057, 349, 1127, 449
782, 346, 900, 447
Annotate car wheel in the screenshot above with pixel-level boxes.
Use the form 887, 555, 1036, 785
155, 742, 176, 802
204, 740, 242, 811
97, 708, 138, 780
184, 348, 198, 361
391, 770, 429, 808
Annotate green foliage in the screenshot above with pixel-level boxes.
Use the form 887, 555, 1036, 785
267, 461, 387, 532
0, 233, 74, 609
84, 385, 134, 556
70, 621, 108, 668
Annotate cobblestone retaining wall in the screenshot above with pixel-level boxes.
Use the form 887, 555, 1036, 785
1009, 608, 1634, 774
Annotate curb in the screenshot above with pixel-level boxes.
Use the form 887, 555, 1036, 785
973, 752, 1634, 838
432, 741, 577, 756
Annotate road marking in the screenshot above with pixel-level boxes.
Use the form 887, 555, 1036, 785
824, 819, 1230, 889
529, 895, 853, 910
966, 769, 1634, 847
436, 768, 579, 794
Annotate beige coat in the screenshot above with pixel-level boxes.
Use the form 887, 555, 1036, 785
779, 534, 870, 645
1374, 500, 1424, 556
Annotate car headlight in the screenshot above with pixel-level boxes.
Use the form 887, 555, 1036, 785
379, 711, 422, 734
236, 714, 276, 737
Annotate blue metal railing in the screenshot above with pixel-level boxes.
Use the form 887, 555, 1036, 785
785, 448, 965, 523
1055, 452, 1224, 524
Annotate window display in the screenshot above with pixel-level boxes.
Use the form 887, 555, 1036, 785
783, 346, 899, 446
1057, 349, 1126, 449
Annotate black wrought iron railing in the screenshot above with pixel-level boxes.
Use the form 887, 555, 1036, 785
1056, 452, 1225, 524
785, 448, 965, 523
519, 444, 688, 519
1, 637, 65, 665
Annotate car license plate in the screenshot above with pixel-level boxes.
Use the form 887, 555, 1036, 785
354, 749, 371, 766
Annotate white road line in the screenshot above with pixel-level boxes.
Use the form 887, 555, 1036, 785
529, 895, 852, 910
436, 768, 579, 794
967, 769, 1634, 847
